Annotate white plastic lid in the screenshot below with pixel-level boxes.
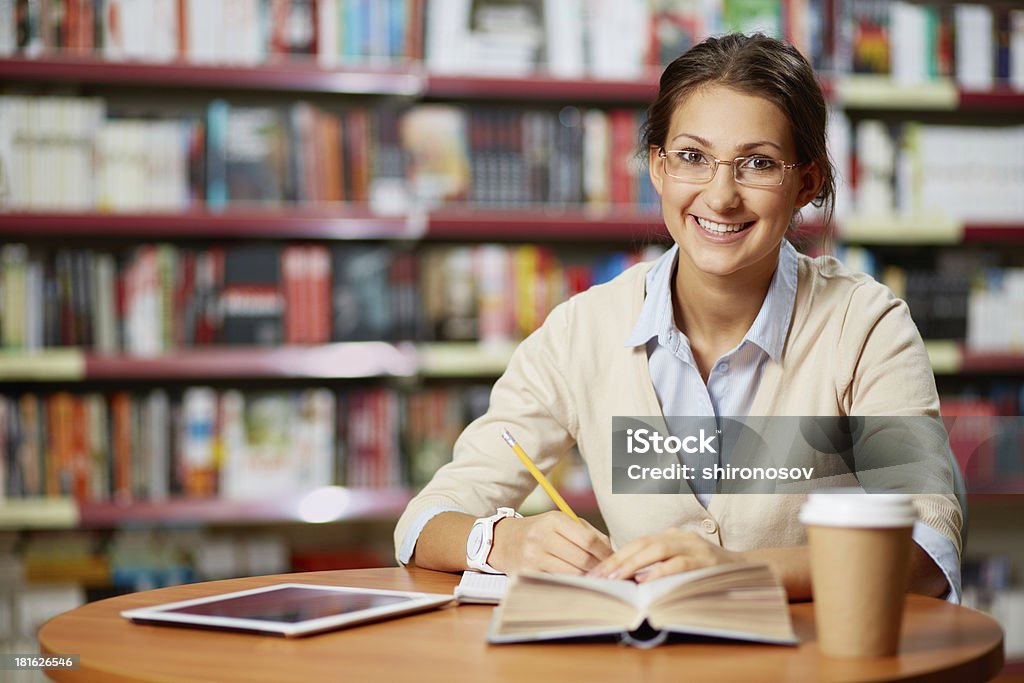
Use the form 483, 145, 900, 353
799, 489, 918, 528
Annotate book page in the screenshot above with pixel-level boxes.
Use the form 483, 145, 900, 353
634, 562, 772, 608
490, 574, 641, 640
644, 563, 796, 644
512, 571, 640, 604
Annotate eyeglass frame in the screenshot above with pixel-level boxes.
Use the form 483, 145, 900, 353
656, 147, 803, 187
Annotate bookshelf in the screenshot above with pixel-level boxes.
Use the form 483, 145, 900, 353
2, 0, 1023, 661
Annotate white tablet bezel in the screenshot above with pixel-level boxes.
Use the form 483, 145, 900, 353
121, 583, 454, 637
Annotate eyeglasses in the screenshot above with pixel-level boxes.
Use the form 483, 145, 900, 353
658, 148, 801, 187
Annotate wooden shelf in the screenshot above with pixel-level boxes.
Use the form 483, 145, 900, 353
87, 343, 419, 381
0, 349, 85, 381
4, 210, 1024, 244
927, 342, 1024, 375
426, 206, 664, 241
958, 87, 1024, 111
0, 56, 422, 95
0, 344, 419, 381
2, 342, 1021, 382
838, 76, 959, 110
0, 498, 79, 529
424, 72, 660, 102
925, 341, 961, 375
0, 207, 663, 242
841, 218, 1024, 245
836, 76, 1024, 111
418, 342, 515, 377
5, 56, 1022, 112
962, 224, 1024, 244
960, 351, 1024, 374
840, 215, 964, 244
0, 208, 423, 240
77, 488, 414, 528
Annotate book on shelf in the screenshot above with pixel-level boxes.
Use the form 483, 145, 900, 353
180, 386, 218, 498
219, 389, 335, 499
331, 245, 396, 342
0, 0, 421, 65
647, 0, 704, 67
4, 385, 407, 503
489, 562, 797, 647
723, 0, 782, 38
0, 241, 659, 353
220, 243, 284, 346
399, 105, 471, 207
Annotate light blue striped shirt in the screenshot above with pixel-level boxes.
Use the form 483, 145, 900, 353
625, 241, 961, 602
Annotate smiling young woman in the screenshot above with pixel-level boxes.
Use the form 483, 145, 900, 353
395, 33, 960, 604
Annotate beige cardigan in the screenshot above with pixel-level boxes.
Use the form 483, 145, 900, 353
394, 253, 962, 561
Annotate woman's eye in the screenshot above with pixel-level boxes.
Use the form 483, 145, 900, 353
744, 156, 778, 171
674, 151, 706, 165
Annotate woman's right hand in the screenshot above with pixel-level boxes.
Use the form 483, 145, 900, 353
487, 511, 613, 575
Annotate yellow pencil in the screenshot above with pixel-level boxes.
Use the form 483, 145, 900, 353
500, 429, 580, 522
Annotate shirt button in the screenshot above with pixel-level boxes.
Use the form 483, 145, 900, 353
716, 362, 728, 372
701, 518, 718, 534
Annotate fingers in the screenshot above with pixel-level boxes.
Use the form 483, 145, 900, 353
554, 516, 613, 563
635, 557, 700, 583
505, 512, 612, 575
588, 529, 706, 580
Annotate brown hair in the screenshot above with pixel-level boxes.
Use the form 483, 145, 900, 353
642, 33, 836, 230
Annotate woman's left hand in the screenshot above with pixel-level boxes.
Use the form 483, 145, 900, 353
586, 528, 745, 583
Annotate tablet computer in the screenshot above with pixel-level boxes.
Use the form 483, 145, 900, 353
121, 583, 454, 637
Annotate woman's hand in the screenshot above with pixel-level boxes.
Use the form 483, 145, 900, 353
488, 511, 612, 575
587, 528, 744, 582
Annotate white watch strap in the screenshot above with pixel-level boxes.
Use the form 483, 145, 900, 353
467, 508, 522, 573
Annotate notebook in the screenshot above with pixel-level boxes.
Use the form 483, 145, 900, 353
454, 571, 509, 604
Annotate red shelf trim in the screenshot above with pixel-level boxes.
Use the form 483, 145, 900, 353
6, 212, 1021, 243
426, 207, 665, 240
6, 57, 1024, 109
963, 224, 1024, 243
960, 351, 1024, 374
0, 56, 422, 95
425, 72, 660, 102
958, 87, 1024, 111
78, 488, 414, 527
84, 343, 418, 380
0, 209, 421, 240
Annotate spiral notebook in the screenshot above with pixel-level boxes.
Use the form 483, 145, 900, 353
454, 571, 509, 604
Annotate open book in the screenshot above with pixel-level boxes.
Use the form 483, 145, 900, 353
488, 562, 796, 647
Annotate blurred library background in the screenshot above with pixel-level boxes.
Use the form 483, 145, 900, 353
1, 0, 1023, 677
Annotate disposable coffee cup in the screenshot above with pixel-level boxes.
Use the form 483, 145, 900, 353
799, 489, 918, 658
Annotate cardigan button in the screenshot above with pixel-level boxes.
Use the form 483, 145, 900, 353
701, 518, 718, 534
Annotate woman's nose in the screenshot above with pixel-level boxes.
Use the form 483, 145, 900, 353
702, 163, 741, 213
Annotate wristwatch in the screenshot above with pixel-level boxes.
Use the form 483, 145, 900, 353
466, 507, 522, 573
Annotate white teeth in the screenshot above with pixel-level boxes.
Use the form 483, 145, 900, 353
695, 216, 750, 233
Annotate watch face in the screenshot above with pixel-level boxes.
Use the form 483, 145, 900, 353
467, 525, 485, 559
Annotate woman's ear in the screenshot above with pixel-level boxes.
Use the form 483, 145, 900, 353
648, 146, 665, 196
794, 161, 824, 209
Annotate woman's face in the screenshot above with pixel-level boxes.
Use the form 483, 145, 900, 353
649, 85, 821, 283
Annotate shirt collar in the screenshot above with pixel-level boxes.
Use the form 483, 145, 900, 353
624, 240, 798, 364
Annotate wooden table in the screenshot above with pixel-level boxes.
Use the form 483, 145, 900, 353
39, 567, 1004, 683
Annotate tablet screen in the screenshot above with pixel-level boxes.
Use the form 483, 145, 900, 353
161, 586, 414, 623
122, 583, 454, 637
